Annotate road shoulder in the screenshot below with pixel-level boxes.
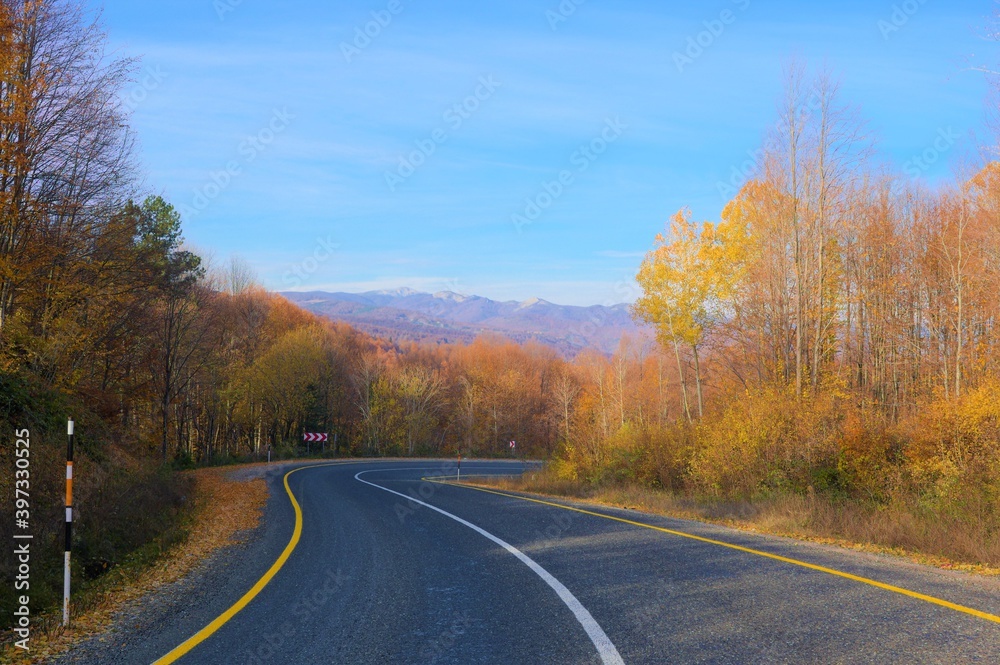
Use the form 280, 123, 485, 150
7, 464, 274, 665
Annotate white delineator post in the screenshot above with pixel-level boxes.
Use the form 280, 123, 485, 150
63, 418, 74, 626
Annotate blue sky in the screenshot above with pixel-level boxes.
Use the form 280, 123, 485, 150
96, 0, 996, 306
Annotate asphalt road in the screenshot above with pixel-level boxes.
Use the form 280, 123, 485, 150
56, 460, 1000, 664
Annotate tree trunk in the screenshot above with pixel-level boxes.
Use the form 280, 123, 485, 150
692, 344, 704, 419
673, 339, 691, 423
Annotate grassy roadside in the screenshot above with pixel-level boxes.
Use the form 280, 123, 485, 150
1, 466, 269, 665
471, 471, 1000, 577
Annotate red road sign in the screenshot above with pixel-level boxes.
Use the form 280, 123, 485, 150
303, 432, 328, 442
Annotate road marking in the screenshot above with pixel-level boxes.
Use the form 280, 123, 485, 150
355, 469, 626, 665
152, 462, 355, 665
431, 479, 1000, 627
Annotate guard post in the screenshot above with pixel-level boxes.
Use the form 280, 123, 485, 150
63, 418, 74, 626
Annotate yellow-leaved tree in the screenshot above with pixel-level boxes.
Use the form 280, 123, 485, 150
633, 208, 748, 420
633, 209, 705, 421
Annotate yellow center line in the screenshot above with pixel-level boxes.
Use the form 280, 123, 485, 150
427, 478, 1000, 626
152, 461, 354, 665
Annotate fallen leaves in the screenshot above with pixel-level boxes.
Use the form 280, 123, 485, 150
1, 465, 269, 664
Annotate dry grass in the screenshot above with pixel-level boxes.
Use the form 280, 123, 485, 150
1, 466, 269, 664
477, 472, 1000, 576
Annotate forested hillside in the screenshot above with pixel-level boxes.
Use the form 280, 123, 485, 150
553, 66, 1000, 568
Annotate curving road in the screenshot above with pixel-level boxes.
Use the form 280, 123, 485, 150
59, 460, 1000, 664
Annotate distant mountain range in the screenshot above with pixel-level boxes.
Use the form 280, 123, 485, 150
280, 288, 643, 355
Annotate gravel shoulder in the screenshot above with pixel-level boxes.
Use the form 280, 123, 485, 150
21, 463, 289, 665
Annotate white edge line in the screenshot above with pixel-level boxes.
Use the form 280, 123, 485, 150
354, 469, 625, 665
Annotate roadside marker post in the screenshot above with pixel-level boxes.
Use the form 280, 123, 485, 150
63, 418, 74, 626
457, 450, 461, 482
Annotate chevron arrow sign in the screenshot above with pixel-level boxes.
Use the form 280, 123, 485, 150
303, 432, 328, 442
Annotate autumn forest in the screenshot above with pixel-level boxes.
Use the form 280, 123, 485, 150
3, 0, 1000, 631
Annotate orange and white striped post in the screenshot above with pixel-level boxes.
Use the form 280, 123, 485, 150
63, 418, 74, 626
